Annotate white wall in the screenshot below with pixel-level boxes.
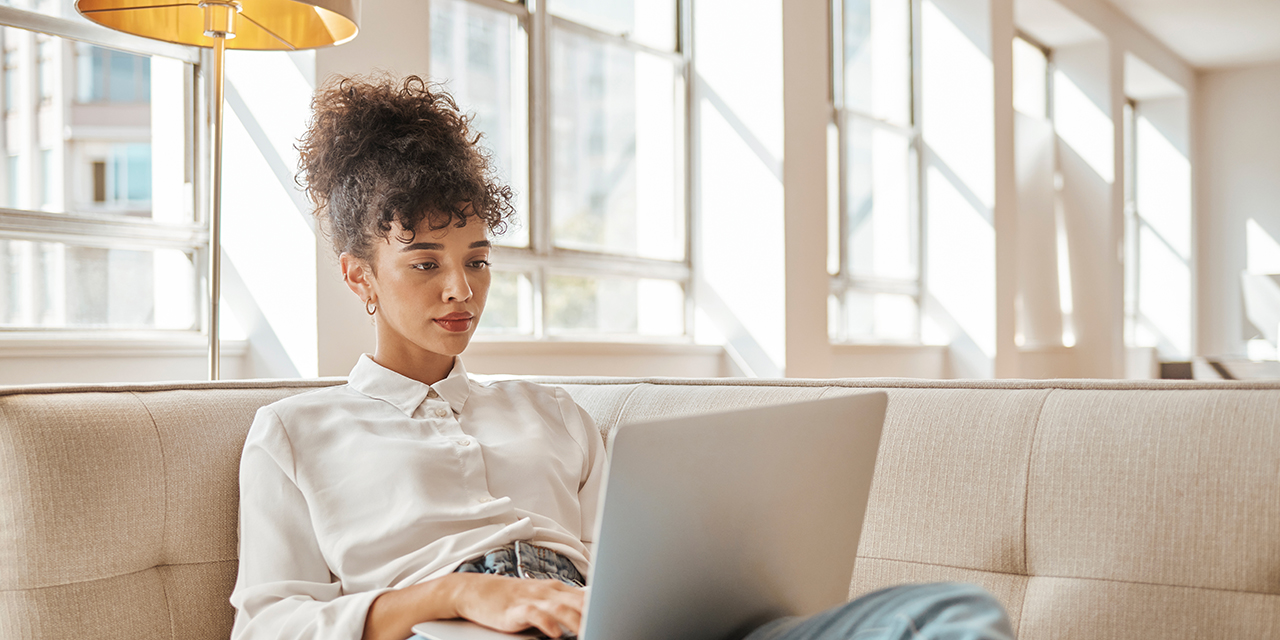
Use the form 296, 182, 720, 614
1196, 62, 1280, 358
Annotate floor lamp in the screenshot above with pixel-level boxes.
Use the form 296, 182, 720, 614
74, 0, 359, 380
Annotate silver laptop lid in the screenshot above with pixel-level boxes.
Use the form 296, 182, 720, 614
580, 391, 887, 640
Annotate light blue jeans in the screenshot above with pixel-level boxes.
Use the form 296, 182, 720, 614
743, 582, 1015, 640
449, 544, 1015, 640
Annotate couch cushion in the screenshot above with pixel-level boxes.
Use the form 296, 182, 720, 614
0, 382, 340, 640
1027, 389, 1280, 594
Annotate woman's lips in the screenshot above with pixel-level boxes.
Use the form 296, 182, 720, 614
434, 314, 473, 333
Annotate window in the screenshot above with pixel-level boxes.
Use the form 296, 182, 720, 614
429, 0, 689, 339
829, 0, 921, 343
1012, 34, 1077, 349
1124, 99, 1192, 357
0, 9, 203, 331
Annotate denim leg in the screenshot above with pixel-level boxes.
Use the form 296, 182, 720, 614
743, 583, 1015, 640
453, 542, 586, 588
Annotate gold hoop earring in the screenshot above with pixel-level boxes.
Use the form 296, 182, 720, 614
365, 298, 377, 315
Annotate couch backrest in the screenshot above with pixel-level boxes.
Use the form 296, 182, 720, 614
2, 377, 1278, 640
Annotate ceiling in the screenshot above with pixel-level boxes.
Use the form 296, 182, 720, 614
1105, 0, 1280, 68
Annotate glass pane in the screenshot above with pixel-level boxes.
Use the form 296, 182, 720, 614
1135, 114, 1191, 259
843, 290, 918, 342
431, 0, 529, 248
1136, 224, 1190, 356
550, 0, 677, 52
0, 239, 197, 329
2, 30, 194, 221
846, 117, 915, 279
843, 0, 911, 125
551, 28, 685, 261
4, 46, 17, 112
2, 0, 73, 18
546, 274, 684, 336
37, 37, 54, 102
477, 270, 533, 335
1013, 37, 1047, 119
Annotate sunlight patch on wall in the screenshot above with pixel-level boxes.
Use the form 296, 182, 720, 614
1247, 218, 1280, 274
1054, 70, 1114, 183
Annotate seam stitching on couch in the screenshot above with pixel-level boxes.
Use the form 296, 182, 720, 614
130, 391, 176, 640
1017, 390, 1052, 637
0, 559, 237, 593
858, 555, 1280, 597
611, 384, 645, 427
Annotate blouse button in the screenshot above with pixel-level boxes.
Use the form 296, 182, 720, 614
477, 496, 493, 503
427, 389, 439, 399
456, 438, 470, 446
434, 407, 449, 418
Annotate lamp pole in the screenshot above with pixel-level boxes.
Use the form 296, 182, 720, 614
201, 1, 236, 380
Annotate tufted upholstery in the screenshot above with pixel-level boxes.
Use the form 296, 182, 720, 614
1, 376, 1278, 639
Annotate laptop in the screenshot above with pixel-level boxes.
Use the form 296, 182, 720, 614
413, 391, 888, 640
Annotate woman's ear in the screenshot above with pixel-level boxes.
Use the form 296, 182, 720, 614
340, 252, 374, 303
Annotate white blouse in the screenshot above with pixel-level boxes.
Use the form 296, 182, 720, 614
230, 355, 606, 640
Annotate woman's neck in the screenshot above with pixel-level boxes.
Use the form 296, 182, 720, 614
371, 346, 456, 386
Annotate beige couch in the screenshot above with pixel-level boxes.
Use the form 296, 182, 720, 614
2, 376, 1278, 639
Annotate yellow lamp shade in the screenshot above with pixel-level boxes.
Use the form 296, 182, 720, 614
75, 0, 359, 51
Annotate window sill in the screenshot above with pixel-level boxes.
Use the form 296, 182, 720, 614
831, 342, 947, 355
465, 338, 722, 358
0, 331, 248, 358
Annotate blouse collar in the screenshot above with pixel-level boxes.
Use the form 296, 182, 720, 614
347, 354, 473, 417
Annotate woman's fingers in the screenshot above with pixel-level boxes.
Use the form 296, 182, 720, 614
522, 605, 567, 638
453, 575, 585, 636
538, 599, 582, 636
522, 588, 583, 636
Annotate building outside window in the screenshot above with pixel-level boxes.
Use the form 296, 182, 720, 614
0, 4, 202, 332
430, 0, 690, 340
828, 0, 921, 343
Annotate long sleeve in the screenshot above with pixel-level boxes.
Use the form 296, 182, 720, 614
230, 407, 391, 640
555, 389, 607, 554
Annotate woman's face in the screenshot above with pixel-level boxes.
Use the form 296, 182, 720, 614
349, 217, 492, 371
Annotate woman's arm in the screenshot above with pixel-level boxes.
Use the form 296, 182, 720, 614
233, 407, 394, 640
363, 573, 584, 640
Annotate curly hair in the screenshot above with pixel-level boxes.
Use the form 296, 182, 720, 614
297, 74, 515, 262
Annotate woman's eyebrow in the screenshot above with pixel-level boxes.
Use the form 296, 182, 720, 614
399, 240, 490, 252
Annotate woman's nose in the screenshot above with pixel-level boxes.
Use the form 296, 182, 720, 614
442, 267, 472, 302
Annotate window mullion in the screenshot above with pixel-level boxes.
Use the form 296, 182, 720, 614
527, 0, 551, 338
680, 0, 695, 339
911, 0, 925, 344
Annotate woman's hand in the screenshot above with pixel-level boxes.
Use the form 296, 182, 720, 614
452, 574, 584, 637
362, 573, 584, 640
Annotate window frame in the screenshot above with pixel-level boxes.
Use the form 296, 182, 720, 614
428, 0, 696, 341
0, 4, 208, 335
828, 0, 925, 344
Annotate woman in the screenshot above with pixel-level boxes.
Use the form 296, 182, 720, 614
230, 75, 1015, 640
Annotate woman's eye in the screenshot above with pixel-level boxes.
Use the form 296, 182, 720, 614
469, 259, 491, 269
411, 262, 438, 271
